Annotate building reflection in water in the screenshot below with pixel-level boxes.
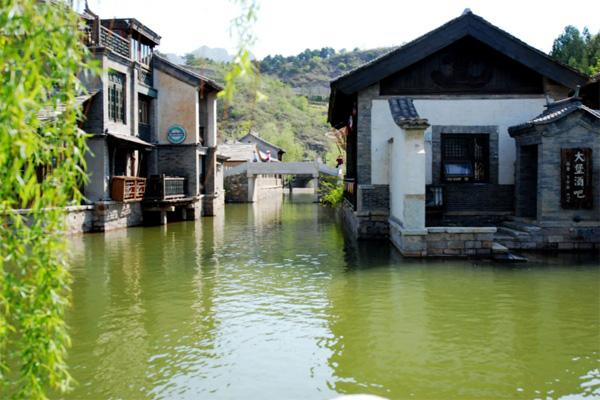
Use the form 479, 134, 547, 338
324, 248, 600, 399
65, 199, 599, 400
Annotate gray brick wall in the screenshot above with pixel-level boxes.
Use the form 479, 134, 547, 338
155, 145, 199, 196
537, 113, 600, 222
358, 184, 389, 212
444, 184, 514, 213
356, 84, 379, 185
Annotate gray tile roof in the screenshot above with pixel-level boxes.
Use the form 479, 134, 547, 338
37, 91, 97, 122
388, 98, 430, 129
239, 131, 286, 153
509, 97, 600, 134
217, 143, 258, 161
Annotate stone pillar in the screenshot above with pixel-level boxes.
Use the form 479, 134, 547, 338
247, 174, 257, 202
159, 210, 168, 225
388, 119, 430, 257
181, 207, 187, 220
206, 92, 217, 148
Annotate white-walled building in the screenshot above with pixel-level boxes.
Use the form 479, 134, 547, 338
328, 11, 598, 257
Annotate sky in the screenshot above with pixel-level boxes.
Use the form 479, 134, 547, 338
81, 0, 600, 60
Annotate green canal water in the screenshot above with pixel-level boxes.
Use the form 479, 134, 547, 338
63, 194, 600, 400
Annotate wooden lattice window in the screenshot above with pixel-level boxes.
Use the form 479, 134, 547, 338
442, 134, 489, 182
108, 70, 126, 123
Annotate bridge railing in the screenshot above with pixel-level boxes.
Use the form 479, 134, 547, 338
224, 161, 339, 178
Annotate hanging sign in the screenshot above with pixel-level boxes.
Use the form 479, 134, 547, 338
561, 148, 593, 209
167, 124, 187, 144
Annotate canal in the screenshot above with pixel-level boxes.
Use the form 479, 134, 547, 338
63, 194, 599, 400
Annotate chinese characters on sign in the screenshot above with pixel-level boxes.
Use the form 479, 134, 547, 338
561, 148, 593, 209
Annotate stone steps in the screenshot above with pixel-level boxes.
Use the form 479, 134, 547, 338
502, 220, 542, 234
491, 241, 509, 254
496, 226, 532, 240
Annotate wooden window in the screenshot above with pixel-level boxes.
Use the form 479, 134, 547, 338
441, 134, 489, 182
108, 70, 126, 123
138, 95, 150, 124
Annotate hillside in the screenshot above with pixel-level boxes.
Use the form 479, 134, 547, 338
259, 47, 393, 100
183, 47, 389, 162
185, 57, 335, 162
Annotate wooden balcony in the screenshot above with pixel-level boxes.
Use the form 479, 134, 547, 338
100, 26, 130, 58
145, 175, 187, 201
111, 176, 146, 202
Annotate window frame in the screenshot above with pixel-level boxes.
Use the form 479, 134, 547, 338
441, 133, 489, 183
108, 70, 126, 123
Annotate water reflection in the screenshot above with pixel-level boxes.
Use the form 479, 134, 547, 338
64, 195, 600, 400
325, 258, 600, 399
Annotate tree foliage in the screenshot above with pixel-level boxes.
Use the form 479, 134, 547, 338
551, 25, 600, 75
0, 1, 93, 398
260, 47, 392, 100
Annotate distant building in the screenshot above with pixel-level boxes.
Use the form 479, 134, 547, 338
328, 10, 599, 257
218, 140, 285, 202
75, 6, 223, 231
238, 131, 285, 161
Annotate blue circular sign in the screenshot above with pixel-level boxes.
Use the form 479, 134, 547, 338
167, 124, 187, 144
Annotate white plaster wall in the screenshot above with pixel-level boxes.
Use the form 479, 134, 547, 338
371, 98, 548, 185
206, 92, 217, 147
154, 69, 199, 145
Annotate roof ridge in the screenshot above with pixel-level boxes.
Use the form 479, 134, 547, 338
331, 11, 588, 91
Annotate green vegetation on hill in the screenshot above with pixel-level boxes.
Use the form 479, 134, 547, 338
260, 47, 393, 100
185, 47, 391, 163
186, 57, 339, 162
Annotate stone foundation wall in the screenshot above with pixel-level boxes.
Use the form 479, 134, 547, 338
425, 227, 496, 257
92, 201, 143, 232
496, 221, 600, 251
389, 217, 496, 257
341, 199, 389, 239
225, 174, 248, 202
224, 174, 283, 203
64, 205, 94, 234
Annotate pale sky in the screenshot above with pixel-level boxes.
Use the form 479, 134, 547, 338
82, 0, 600, 59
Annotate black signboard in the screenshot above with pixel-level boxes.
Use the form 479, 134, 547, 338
561, 148, 593, 209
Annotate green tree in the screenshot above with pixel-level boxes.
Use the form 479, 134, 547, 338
551, 25, 600, 75
0, 1, 94, 398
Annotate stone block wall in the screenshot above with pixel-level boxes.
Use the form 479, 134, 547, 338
92, 201, 143, 232
388, 218, 496, 257
225, 174, 249, 203
64, 206, 94, 234
224, 174, 283, 203
425, 227, 496, 257
341, 199, 389, 239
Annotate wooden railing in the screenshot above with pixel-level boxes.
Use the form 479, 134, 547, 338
343, 178, 357, 209
145, 175, 187, 200
100, 26, 130, 58
111, 176, 146, 202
